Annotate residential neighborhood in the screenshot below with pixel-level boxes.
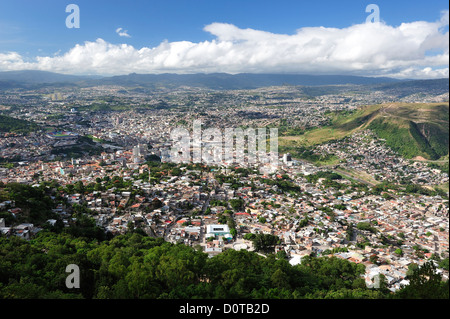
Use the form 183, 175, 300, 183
1, 141, 448, 292
0, 81, 448, 295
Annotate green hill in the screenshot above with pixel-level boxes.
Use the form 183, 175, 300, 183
280, 102, 449, 160
0, 114, 40, 134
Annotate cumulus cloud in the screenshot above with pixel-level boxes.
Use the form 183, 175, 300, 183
115, 27, 131, 38
1, 11, 448, 78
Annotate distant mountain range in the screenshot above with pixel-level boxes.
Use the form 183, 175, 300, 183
95, 72, 402, 89
0, 70, 96, 90
0, 70, 448, 91
0, 70, 96, 83
0, 70, 402, 89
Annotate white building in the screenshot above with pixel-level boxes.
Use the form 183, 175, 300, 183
206, 224, 232, 239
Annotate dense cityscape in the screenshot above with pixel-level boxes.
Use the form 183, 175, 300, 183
1, 79, 448, 298
0, 0, 449, 306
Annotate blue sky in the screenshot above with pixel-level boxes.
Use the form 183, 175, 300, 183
0, 0, 448, 77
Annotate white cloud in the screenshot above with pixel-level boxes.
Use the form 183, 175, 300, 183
116, 27, 131, 38
1, 11, 448, 78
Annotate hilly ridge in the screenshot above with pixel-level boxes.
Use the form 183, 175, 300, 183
95, 72, 401, 89
1, 71, 448, 95
0, 114, 41, 134
280, 102, 449, 161
0, 70, 95, 84
0, 70, 402, 90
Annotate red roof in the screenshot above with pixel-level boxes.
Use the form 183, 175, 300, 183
235, 212, 250, 216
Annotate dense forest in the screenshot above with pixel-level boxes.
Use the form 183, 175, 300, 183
0, 231, 448, 299
0, 115, 40, 134
0, 181, 448, 299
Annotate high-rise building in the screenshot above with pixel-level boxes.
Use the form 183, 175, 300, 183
132, 146, 143, 164
283, 153, 292, 164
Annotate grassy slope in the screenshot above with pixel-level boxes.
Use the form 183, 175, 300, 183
279, 102, 449, 160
